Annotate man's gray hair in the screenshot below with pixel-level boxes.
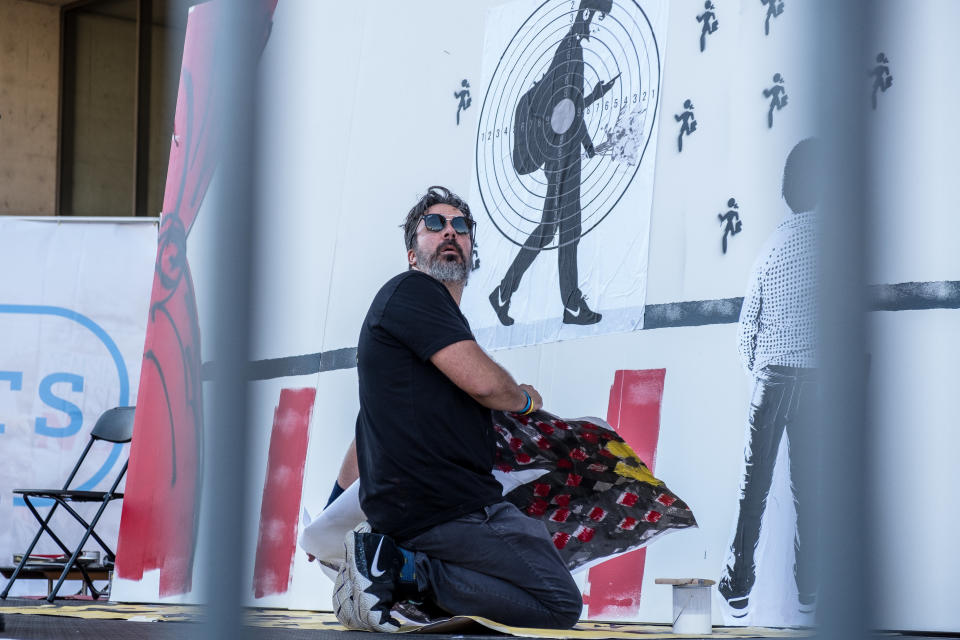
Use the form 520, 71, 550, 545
402, 186, 474, 251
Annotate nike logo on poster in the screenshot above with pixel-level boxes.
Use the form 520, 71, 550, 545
498, 288, 508, 306
566, 305, 582, 317
370, 538, 386, 577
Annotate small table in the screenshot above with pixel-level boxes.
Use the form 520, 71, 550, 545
1, 564, 111, 598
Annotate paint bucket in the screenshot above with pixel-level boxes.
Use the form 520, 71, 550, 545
671, 584, 711, 634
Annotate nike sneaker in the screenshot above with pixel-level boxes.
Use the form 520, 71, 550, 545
391, 598, 451, 628
562, 295, 602, 325
489, 285, 515, 326
344, 523, 406, 632
332, 562, 363, 629
718, 571, 751, 618
797, 592, 817, 615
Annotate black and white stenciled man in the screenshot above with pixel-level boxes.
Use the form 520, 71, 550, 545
719, 138, 822, 617
489, 0, 618, 327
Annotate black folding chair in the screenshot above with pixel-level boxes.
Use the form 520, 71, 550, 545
1, 406, 135, 602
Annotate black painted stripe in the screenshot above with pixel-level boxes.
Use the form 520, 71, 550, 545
868, 280, 960, 312
200, 280, 960, 381
642, 297, 743, 329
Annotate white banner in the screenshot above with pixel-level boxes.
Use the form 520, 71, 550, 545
462, 0, 669, 349
0, 218, 155, 595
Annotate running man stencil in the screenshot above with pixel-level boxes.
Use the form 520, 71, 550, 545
675, 99, 697, 152
454, 79, 472, 125
870, 53, 893, 110
763, 73, 788, 129
761, 0, 784, 36
696, 1, 719, 52
718, 198, 743, 254
464, 0, 668, 349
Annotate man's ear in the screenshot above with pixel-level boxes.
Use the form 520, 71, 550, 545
407, 248, 417, 268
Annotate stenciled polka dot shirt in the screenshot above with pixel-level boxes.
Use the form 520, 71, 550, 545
738, 210, 817, 375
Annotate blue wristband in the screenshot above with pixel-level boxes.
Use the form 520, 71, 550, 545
518, 390, 532, 415
324, 481, 346, 509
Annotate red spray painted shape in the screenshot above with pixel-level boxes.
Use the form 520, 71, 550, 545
584, 369, 666, 619
115, 0, 279, 597
252, 388, 315, 598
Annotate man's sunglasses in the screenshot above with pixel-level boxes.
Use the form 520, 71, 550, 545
420, 213, 474, 237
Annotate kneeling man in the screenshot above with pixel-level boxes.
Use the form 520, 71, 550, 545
335, 186, 582, 631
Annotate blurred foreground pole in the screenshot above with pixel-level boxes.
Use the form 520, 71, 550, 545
814, 1, 873, 639
199, 3, 261, 639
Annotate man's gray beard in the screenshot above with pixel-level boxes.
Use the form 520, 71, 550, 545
416, 247, 469, 285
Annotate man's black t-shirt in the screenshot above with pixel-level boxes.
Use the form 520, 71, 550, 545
356, 271, 503, 541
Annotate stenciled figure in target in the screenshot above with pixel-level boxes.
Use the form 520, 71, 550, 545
490, 0, 618, 327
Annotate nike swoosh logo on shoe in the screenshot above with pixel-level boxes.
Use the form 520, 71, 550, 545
370, 539, 386, 578
497, 288, 508, 306
566, 305, 581, 317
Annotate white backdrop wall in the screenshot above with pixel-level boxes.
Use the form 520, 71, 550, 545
108, 0, 959, 632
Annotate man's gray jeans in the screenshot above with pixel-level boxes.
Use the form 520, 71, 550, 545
400, 501, 582, 629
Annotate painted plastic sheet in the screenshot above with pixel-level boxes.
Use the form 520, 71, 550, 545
300, 410, 695, 578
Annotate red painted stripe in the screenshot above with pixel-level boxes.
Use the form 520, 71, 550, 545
585, 369, 666, 619
251, 387, 316, 598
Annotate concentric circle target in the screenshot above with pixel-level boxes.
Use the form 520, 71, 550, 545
476, 0, 661, 249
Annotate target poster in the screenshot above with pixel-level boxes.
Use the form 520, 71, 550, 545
462, 0, 668, 350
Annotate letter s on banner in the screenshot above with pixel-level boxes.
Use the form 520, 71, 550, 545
35, 372, 85, 438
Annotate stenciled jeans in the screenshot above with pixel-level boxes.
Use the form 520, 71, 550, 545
400, 501, 583, 629
720, 365, 819, 607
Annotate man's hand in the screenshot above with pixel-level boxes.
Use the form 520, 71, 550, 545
517, 384, 543, 413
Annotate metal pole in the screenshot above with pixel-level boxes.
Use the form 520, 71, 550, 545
198, 3, 261, 639
814, 1, 873, 638
132, 0, 152, 216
